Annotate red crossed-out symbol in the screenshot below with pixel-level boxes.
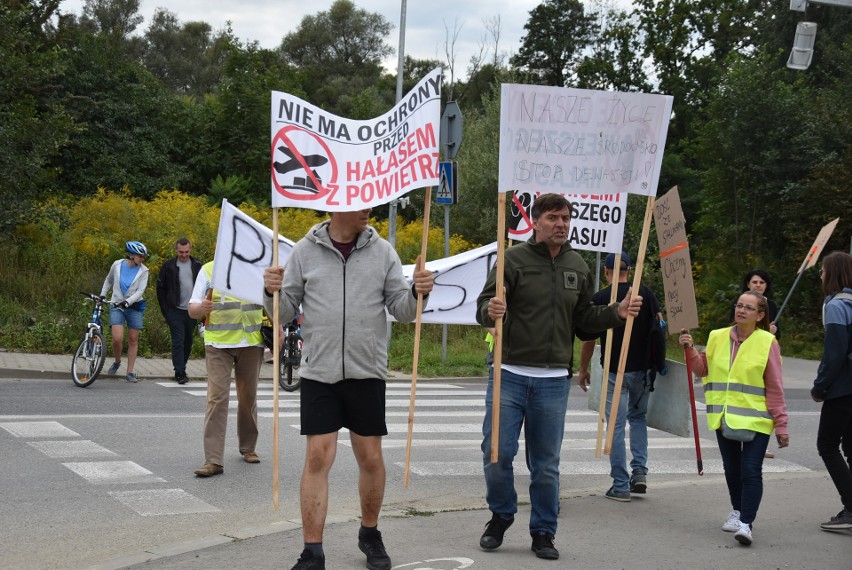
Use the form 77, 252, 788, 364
271, 126, 338, 201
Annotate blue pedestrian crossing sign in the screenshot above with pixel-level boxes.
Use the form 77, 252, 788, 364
437, 161, 458, 205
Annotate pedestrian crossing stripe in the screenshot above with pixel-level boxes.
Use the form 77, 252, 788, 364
400, 459, 811, 477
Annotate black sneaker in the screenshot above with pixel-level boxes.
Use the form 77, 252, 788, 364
820, 508, 852, 531
630, 471, 647, 494
358, 531, 391, 570
291, 549, 325, 570
176, 371, 189, 385
531, 532, 559, 560
479, 513, 514, 550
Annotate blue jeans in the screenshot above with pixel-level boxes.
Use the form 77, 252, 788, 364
604, 371, 650, 492
481, 368, 570, 536
715, 429, 770, 525
165, 307, 197, 374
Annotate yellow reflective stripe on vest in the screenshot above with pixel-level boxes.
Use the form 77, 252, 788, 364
201, 262, 263, 345
704, 327, 776, 435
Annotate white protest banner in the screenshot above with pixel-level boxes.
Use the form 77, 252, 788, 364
400, 242, 498, 325
270, 68, 442, 211
508, 190, 627, 253
211, 199, 296, 306
498, 84, 673, 197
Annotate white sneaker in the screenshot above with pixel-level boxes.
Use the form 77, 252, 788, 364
722, 510, 741, 532
734, 521, 753, 545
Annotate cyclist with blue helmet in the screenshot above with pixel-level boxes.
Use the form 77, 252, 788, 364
100, 240, 150, 383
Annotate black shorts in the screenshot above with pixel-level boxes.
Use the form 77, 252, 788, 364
299, 377, 387, 436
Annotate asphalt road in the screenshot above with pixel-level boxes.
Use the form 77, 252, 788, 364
0, 376, 827, 569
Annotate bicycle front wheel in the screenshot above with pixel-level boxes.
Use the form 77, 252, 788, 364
71, 331, 106, 388
279, 346, 301, 392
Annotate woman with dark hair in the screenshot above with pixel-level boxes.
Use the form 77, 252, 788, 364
811, 251, 852, 531
729, 269, 780, 337
680, 290, 789, 546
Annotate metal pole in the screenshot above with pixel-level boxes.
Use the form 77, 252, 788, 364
387, 0, 407, 350
388, 0, 407, 250
442, 204, 449, 361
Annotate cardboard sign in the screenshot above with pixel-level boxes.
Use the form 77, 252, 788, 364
798, 217, 840, 272
653, 187, 699, 332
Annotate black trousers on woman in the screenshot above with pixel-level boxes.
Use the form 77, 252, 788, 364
816, 393, 852, 510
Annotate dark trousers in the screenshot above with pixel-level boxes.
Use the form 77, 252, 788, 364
715, 430, 770, 526
816, 393, 852, 510
165, 307, 196, 374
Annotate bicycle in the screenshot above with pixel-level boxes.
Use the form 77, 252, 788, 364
71, 292, 108, 387
263, 316, 302, 392
279, 318, 302, 392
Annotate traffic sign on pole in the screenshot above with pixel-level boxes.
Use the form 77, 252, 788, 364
439, 102, 463, 159
437, 161, 458, 205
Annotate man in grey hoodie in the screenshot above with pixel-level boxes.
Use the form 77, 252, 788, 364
263, 208, 434, 570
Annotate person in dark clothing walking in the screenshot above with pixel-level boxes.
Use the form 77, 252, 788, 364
156, 238, 202, 384
811, 251, 852, 531
578, 250, 664, 502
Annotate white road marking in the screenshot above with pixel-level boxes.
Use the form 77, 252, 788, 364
28, 440, 118, 458
0, 421, 80, 438
401, 459, 811, 477
109, 489, 219, 516
367, 437, 714, 450
62, 461, 166, 484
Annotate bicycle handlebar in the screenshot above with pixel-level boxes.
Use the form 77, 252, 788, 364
80, 291, 121, 307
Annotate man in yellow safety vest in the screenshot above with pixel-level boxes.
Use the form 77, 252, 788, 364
189, 261, 265, 477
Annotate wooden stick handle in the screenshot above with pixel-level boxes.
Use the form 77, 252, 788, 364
403, 186, 432, 488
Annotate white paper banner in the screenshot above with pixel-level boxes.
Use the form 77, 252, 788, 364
211, 200, 295, 306
400, 242, 498, 325
270, 68, 442, 211
498, 84, 673, 196
508, 190, 627, 253
211, 199, 495, 324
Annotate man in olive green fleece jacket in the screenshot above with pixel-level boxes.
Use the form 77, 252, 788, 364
475, 193, 642, 561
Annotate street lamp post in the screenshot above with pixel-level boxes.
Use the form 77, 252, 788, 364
787, 0, 852, 70
387, 0, 408, 350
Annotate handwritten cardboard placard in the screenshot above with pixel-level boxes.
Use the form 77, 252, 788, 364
653, 187, 699, 332
798, 217, 840, 272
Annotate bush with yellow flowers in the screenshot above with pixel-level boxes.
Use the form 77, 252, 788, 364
0, 189, 478, 357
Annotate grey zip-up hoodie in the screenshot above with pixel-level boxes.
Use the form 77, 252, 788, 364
264, 221, 423, 383
101, 259, 149, 305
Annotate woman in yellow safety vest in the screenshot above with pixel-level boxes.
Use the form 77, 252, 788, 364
680, 290, 789, 547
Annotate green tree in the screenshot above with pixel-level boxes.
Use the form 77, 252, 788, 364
576, 9, 650, 92
50, 19, 194, 198
511, 0, 596, 87
142, 9, 230, 96
446, 83, 502, 245
0, 0, 76, 236
689, 48, 851, 337
78, 0, 145, 58
279, 0, 394, 115
198, 41, 304, 204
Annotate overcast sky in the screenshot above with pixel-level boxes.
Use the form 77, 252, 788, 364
60, 0, 551, 77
